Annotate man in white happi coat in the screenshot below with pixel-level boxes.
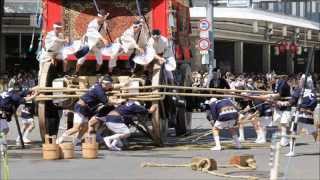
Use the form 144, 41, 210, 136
146, 29, 175, 83
147, 29, 171, 64
75, 10, 110, 74
106, 19, 148, 74
39, 22, 69, 76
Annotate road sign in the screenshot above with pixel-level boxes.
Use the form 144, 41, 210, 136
199, 19, 210, 31
198, 38, 210, 51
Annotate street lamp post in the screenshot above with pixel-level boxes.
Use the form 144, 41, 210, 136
207, 0, 215, 82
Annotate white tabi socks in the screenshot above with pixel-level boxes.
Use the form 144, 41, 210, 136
23, 131, 31, 143
233, 135, 242, 149
238, 127, 245, 142
255, 129, 266, 144
57, 132, 68, 144
280, 126, 289, 146
211, 135, 222, 151
286, 138, 296, 157
104, 134, 122, 151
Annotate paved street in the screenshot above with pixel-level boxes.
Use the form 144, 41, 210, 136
4, 113, 320, 180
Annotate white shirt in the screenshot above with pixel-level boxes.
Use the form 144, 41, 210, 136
147, 36, 170, 55
86, 18, 106, 49
44, 31, 65, 52
120, 26, 148, 50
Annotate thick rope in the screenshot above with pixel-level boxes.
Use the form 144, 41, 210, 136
204, 170, 257, 180
141, 161, 258, 180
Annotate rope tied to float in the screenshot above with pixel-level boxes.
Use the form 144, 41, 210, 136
141, 157, 258, 180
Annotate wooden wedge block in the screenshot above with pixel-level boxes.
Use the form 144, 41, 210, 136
229, 155, 255, 167
191, 157, 217, 171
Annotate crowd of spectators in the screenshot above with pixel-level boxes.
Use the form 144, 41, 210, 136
0, 69, 37, 91
191, 69, 320, 94
188, 69, 319, 112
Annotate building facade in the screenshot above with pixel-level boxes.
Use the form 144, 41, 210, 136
190, 0, 320, 74
0, 0, 41, 74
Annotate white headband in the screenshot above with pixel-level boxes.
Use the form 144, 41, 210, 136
101, 80, 112, 84
53, 24, 63, 29
133, 24, 142, 28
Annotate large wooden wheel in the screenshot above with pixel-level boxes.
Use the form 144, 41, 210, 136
38, 62, 61, 141
150, 64, 171, 146
175, 63, 193, 136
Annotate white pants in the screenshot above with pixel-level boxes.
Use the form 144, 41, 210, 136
73, 112, 88, 124
106, 122, 130, 134
38, 51, 67, 77
21, 118, 33, 124
77, 47, 103, 65
40, 48, 66, 61
297, 122, 317, 135
273, 110, 291, 125
260, 116, 273, 127
0, 119, 9, 134
214, 120, 237, 129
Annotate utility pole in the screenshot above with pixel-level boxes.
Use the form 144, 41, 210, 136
0, 0, 4, 73
207, 0, 215, 79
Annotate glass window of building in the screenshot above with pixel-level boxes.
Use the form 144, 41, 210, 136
268, 2, 274, 11
306, 1, 311, 18
300, 1, 305, 17
4, 0, 40, 14
285, 1, 291, 15
292, 2, 297, 16
311, 1, 316, 13
277, 2, 283, 13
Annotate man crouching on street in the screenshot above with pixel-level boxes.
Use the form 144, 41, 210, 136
206, 98, 241, 151
57, 75, 114, 145
88, 101, 157, 151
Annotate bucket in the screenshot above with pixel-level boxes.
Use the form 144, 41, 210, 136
42, 135, 60, 160
82, 135, 99, 159
59, 143, 74, 159
128, 80, 140, 94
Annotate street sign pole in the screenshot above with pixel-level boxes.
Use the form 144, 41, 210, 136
207, 0, 215, 83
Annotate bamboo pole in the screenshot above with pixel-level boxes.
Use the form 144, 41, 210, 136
128, 96, 165, 101
34, 92, 243, 101
114, 92, 244, 98
121, 85, 273, 94
37, 89, 120, 94
36, 96, 164, 101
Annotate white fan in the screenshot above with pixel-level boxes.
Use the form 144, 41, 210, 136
101, 43, 121, 57
164, 56, 176, 71
62, 40, 82, 56
133, 47, 156, 65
